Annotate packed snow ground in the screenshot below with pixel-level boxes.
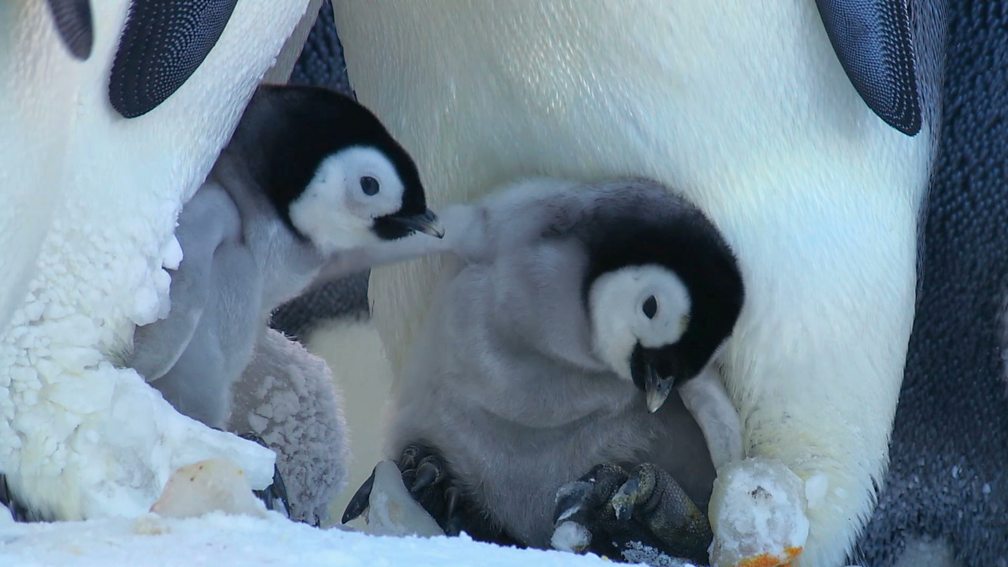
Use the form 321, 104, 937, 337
0, 512, 681, 567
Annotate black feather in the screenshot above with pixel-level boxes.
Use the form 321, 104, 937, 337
45, 0, 93, 60
815, 0, 922, 135
576, 186, 745, 381
109, 0, 237, 118
226, 85, 428, 240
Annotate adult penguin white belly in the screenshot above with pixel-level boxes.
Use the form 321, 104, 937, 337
0, 1, 314, 520
332, 2, 944, 565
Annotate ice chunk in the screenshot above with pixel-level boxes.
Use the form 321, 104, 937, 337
150, 459, 267, 519
709, 457, 808, 567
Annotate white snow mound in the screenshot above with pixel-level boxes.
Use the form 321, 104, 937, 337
0, 515, 619, 567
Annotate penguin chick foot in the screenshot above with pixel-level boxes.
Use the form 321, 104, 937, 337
238, 433, 292, 521
395, 443, 465, 534
343, 443, 517, 546
552, 462, 712, 565
343, 443, 461, 532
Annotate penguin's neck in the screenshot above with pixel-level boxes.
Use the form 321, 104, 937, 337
209, 153, 324, 311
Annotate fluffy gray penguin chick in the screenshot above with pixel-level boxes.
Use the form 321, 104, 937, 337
344, 177, 745, 563
128, 84, 443, 429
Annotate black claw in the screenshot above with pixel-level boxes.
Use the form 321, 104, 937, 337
610, 476, 641, 522
255, 464, 291, 518
553, 480, 594, 525
341, 467, 376, 524
410, 459, 441, 494
353, 442, 518, 547
400, 444, 422, 469
552, 462, 711, 564
0, 474, 30, 522
444, 486, 460, 518
238, 433, 291, 519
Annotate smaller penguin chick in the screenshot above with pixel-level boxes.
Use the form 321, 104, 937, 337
129, 84, 442, 429
345, 177, 745, 561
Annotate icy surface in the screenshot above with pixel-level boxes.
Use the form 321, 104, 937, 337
709, 457, 809, 567
0, 514, 617, 567
149, 459, 267, 520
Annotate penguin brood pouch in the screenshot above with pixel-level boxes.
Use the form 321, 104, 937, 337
343, 177, 748, 565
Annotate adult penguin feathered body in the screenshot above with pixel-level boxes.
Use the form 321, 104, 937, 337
328, 2, 946, 565
0, 0, 315, 520
281, 2, 1008, 565
855, 3, 1008, 566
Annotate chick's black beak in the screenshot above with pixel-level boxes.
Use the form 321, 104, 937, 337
631, 346, 676, 414
388, 208, 444, 238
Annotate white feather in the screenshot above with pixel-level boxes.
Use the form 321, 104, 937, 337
589, 265, 691, 381
290, 147, 407, 254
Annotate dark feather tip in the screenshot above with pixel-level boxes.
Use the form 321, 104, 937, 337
109, 0, 238, 118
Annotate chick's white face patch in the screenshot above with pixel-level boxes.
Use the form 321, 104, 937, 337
288, 146, 406, 253
588, 265, 691, 381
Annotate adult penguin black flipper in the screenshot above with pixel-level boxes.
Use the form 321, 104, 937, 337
45, 0, 93, 60
109, 0, 238, 118
815, 0, 922, 135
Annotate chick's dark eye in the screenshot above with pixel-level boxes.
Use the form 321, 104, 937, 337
360, 176, 380, 196
642, 295, 658, 319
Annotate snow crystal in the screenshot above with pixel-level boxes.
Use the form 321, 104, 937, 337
621, 541, 699, 567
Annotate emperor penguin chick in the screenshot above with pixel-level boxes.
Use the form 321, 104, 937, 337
128, 85, 443, 428
344, 177, 745, 564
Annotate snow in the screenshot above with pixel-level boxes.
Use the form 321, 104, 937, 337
149, 459, 268, 520
0, 514, 621, 567
709, 458, 809, 567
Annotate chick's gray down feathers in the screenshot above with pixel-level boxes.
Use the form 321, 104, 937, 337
130, 155, 326, 428
384, 179, 729, 548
